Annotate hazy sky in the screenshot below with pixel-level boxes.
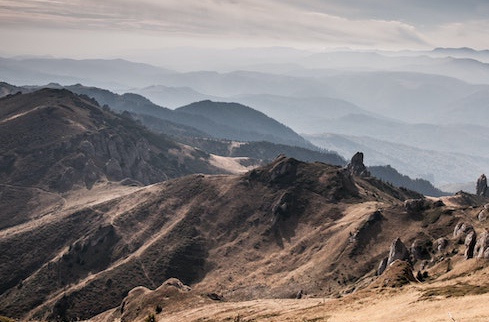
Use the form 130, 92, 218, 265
1, 0, 489, 58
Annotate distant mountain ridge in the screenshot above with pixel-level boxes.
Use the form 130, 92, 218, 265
0, 83, 312, 149
305, 132, 489, 186
369, 165, 447, 197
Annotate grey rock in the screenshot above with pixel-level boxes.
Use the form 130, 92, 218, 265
79, 140, 95, 156
453, 222, 474, 241
435, 238, 448, 253
377, 257, 388, 275
433, 200, 445, 207
476, 174, 488, 196
410, 239, 432, 261
269, 155, 297, 182
475, 230, 489, 259
136, 138, 151, 161
478, 209, 488, 221
295, 290, 304, 299
83, 159, 99, 189
404, 199, 429, 214
161, 278, 191, 292
464, 230, 477, 259
346, 152, 370, 177
105, 158, 123, 180
387, 238, 410, 266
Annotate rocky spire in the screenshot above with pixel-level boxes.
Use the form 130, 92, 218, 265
476, 174, 488, 196
346, 152, 370, 177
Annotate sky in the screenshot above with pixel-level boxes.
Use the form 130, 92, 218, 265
1, 0, 489, 58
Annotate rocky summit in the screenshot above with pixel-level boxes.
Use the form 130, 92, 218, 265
347, 152, 370, 177
477, 174, 488, 197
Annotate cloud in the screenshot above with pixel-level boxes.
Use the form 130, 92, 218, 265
0, 0, 488, 56
0, 0, 428, 48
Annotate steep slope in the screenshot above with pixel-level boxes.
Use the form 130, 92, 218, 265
0, 155, 437, 320
0, 89, 238, 229
369, 165, 447, 197
60, 84, 312, 149
176, 100, 311, 147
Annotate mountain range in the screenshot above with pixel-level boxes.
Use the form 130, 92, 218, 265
2, 58, 489, 322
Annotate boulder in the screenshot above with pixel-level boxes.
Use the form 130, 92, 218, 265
346, 152, 370, 177
387, 238, 410, 266
404, 198, 429, 214
476, 174, 488, 196
434, 238, 448, 253
433, 200, 445, 207
79, 140, 95, 156
478, 209, 488, 221
410, 239, 432, 261
207, 293, 223, 301
269, 155, 297, 182
160, 278, 191, 292
295, 290, 304, 299
105, 158, 123, 180
453, 222, 474, 242
464, 230, 477, 259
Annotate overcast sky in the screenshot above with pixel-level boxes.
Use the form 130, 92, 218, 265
1, 0, 489, 58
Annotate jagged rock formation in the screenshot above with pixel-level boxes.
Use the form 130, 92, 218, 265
377, 258, 388, 276
434, 238, 448, 253
453, 222, 474, 242
346, 152, 370, 177
475, 230, 489, 259
404, 198, 432, 214
378, 238, 411, 275
387, 238, 410, 266
0, 88, 230, 196
410, 239, 432, 261
479, 204, 489, 221
476, 174, 488, 196
464, 230, 477, 259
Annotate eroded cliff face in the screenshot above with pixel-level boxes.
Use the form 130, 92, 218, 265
0, 88, 225, 194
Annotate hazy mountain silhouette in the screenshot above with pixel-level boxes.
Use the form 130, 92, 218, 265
369, 165, 447, 197
305, 133, 489, 186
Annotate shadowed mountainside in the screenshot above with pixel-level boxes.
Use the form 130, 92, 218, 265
0, 89, 246, 230
3, 154, 483, 321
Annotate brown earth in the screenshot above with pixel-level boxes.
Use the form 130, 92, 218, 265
2, 151, 487, 321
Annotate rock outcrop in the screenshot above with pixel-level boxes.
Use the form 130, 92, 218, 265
269, 154, 298, 183
479, 204, 489, 221
435, 238, 448, 253
476, 174, 488, 196
410, 239, 432, 261
346, 152, 370, 177
378, 238, 411, 276
475, 230, 489, 259
464, 230, 477, 259
372, 260, 417, 288
377, 257, 388, 276
404, 198, 431, 214
387, 238, 410, 266
453, 222, 474, 242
